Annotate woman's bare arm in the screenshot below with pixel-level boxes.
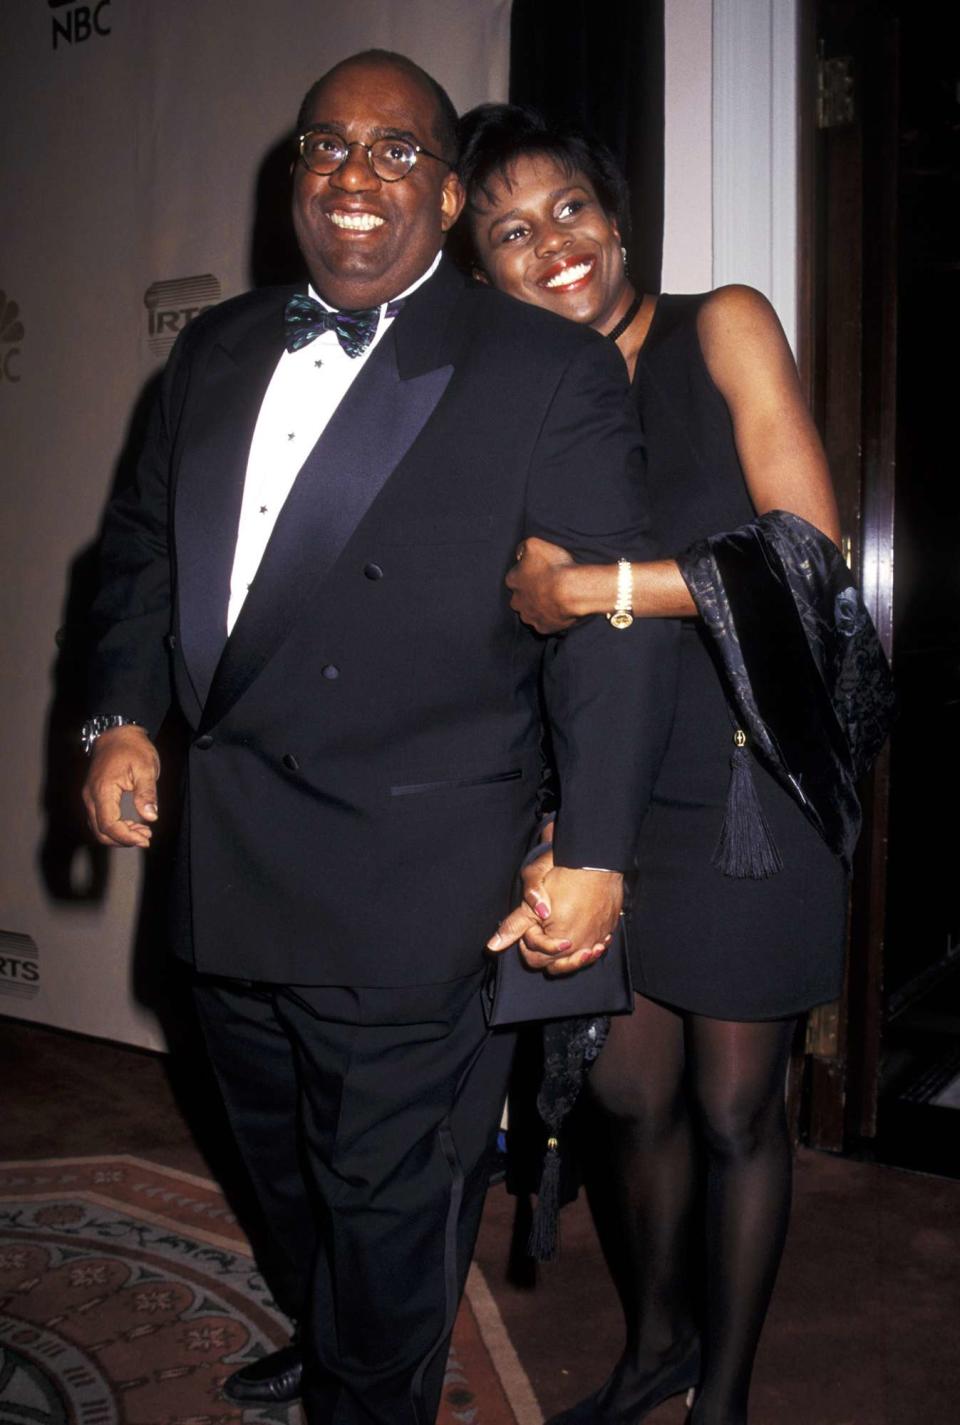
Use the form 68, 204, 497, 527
697, 284, 840, 543
506, 285, 840, 633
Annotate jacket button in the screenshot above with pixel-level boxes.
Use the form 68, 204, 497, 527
321, 664, 339, 680
364, 562, 384, 580
282, 753, 300, 772
195, 734, 214, 750
165, 633, 177, 650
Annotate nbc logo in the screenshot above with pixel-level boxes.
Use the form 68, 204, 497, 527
0, 291, 23, 383
49, 0, 113, 51
144, 275, 221, 359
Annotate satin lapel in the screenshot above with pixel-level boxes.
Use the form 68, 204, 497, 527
200, 323, 453, 731
175, 303, 285, 708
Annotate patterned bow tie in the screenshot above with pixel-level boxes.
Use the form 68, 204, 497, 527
283, 293, 405, 358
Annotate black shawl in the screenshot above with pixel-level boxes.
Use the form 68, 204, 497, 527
676, 509, 895, 869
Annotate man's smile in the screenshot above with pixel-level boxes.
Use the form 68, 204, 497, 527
327, 209, 386, 232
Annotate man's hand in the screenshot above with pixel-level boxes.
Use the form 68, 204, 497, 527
82, 726, 161, 848
488, 862, 621, 976
506, 537, 578, 633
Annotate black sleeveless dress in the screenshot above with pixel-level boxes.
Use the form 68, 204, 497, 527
627, 295, 848, 1020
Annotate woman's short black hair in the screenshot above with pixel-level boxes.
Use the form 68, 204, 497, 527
456, 102, 631, 260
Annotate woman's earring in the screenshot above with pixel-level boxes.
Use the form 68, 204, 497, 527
620, 245, 629, 273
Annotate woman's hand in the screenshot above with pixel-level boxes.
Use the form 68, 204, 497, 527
487, 848, 614, 976
505, 538, 579, 633
486, 844, 556, 955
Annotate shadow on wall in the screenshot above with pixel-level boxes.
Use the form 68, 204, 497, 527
38, 371, 192, 1038
39, 373, 162, 910
249, 133, 306, 289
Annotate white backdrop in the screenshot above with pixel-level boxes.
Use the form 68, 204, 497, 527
0, 0, 511, 1048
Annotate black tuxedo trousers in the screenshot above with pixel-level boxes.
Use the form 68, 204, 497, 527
194, 974, 513, 1425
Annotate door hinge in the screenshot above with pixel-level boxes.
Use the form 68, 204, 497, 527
806, 999, 841, 1057
817, 55, 856, 129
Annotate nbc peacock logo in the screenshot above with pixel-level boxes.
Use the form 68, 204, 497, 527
0, 291, 23, 383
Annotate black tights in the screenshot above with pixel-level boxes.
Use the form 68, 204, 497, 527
580, 995, 797, 1425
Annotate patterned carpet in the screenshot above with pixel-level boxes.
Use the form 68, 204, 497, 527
0, 1156, 541, 1425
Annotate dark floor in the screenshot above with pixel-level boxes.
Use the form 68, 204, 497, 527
866, 951, 960, 1180
3, 1014, 959, 1424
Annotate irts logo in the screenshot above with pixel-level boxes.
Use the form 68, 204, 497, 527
0, 291, 24, 383
0, 931, 40, 1000
144, 275, 221, 359
49, 0, 112, 51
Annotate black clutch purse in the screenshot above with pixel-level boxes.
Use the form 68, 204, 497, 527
483, 915, 634, 1027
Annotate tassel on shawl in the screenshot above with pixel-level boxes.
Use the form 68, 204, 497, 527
713, 730, 783, 878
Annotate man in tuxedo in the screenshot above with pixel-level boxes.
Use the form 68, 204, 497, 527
82, 50, 676, 1424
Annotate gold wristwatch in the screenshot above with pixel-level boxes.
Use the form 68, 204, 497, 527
606, 558, 634, 629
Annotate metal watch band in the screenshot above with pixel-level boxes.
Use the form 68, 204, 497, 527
80, 715, 140, 757
606, 558, 634, 630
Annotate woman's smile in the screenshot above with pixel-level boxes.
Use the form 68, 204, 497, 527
539, 254, 597, 291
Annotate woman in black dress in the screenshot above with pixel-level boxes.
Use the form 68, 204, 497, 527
460, 106, 848, 1425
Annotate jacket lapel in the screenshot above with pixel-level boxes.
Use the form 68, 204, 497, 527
175, 299, 287, 710
198, 264, 462, 731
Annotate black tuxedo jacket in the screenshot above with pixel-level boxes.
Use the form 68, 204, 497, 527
89, 259, 678, 985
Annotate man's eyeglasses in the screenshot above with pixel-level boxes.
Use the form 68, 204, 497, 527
297, 130, 450, 183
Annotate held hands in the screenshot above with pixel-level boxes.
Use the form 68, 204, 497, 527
506, 537, 578, 633
82, 726, 161, 848
487, 850, 622, 976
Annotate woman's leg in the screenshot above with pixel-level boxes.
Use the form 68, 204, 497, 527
562, 992, 699, 1419
685, 1014, 797, 1425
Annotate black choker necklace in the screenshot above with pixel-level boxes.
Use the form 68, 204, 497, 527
606, 295, 641, 345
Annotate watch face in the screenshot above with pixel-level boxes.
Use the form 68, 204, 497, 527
609, 611, 635, 630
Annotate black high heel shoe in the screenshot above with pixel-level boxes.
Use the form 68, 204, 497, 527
546, 1338, 701, 1424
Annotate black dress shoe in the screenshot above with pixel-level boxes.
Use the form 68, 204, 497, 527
222, 1342, 303, 1404
546, 1338, 700, 1424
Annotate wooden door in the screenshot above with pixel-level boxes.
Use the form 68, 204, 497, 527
799, 0, 960, 1152
797, 0, 900, 1148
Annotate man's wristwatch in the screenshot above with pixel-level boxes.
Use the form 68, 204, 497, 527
81, 715, 140, 757
606, 558, 634, 629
